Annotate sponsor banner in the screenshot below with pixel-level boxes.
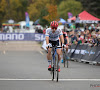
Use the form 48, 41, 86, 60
92, 46, 100, 62
70, 44, 78, 58
0, 33, 45, 41
81, 46, 92, 60
68, 44, 100, 62
73, 44, 86, 60
80, 44, 88, 60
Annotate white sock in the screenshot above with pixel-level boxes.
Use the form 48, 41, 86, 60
48, 60, 51, 66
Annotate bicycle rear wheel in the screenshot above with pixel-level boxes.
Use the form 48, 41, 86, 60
66, 55, 69, 68
63, 52, 66, 67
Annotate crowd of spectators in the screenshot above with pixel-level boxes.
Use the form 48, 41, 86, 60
37, 22, 100, 47
66, 23, 100, 47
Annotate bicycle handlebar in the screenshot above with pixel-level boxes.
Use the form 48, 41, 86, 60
48, 46, 62, 48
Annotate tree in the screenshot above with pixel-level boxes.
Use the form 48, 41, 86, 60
39, 8, 49, 27
0, 0, 7, 22
27, 0, 49, 21
58, 0, 83, 20
76, 0, 100, 18
7, 0, 28, 21
43, 5, 58, 23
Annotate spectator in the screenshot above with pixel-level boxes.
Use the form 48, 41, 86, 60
75, 15, 80, 28
43, 28, 46, 34
89, 24, 95, 30
69, 33, 78, 45
84, 23, 89, 30
97, 35, 100, 46
38, 27, 43, 33
91, 33, 98, 47
70, 23, 76, 30
78, 31, 85, 44
84, 29, 91, 43
35, 27, 38, 33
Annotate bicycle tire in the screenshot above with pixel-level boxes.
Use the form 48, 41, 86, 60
66, 54, 69, 68
52, 65, 54, 81
63, 51, 66, 67
51, 55, 55, 81
50, 59, 54, 81
55, 55, 59, 82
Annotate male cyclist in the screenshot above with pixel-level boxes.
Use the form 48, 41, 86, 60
45, 21, 65, 72
61, 30, 69, 63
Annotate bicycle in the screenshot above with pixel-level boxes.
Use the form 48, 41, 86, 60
49, 45, 61, 82
62, 46, 69, 68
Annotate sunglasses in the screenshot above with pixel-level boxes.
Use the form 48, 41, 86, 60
51, 27, 57, 29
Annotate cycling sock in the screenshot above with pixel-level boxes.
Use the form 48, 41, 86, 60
58, 61, 60, 65
48, 60, 51, 65
61, 54, 63, 60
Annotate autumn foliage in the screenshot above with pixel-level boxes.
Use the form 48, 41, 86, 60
43, 5, 58, 22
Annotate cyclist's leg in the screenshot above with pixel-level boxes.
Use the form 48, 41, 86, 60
47, 47, 52, 60
47, 47, 52, 71
66, 44, 69, 52
61, 49, 63, 63
47, 40, 53, 71
56, 48, 61, 61
56, 48, 61, 72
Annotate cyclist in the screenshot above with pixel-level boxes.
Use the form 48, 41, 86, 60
61, 30, 69, 63
45, 21, 65, 72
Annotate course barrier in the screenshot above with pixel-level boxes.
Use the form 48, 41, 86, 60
68, 44, 100, 64
42, 40, 100, 64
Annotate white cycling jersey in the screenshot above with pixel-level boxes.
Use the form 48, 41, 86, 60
45, 28, 63, 41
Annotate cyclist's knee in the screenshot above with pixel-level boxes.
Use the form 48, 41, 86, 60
57, 50, 61, 56
66, 46, 68, 49
47, 48, 51, 54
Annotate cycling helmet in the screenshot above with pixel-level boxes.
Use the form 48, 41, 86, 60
50, 21, 58, 29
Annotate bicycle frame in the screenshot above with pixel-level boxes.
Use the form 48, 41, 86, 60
50, 46, 61, 82
62, 47, 69, 68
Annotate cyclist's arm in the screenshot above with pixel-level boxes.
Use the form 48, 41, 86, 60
66, 36, 69, 45
45, 29, 49, 45
59, 29, 64, 44
60, 35, 64, 44
46, 36, 49, 44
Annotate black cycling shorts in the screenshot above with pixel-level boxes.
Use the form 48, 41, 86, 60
49, 40, 60, 47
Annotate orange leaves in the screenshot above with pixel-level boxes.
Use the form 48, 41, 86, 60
43, 4, 58, 22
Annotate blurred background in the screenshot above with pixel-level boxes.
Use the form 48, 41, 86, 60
0, 0, 100, 33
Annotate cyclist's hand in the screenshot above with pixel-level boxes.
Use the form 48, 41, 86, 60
62, 44, 66, 48
46, 43, 52, 48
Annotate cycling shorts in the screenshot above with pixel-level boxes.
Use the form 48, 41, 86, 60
49, 40, 60, 47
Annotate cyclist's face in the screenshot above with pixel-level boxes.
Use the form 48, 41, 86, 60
51, 27, 57, 33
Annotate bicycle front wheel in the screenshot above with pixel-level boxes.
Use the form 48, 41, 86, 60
56, 55, 59, 82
